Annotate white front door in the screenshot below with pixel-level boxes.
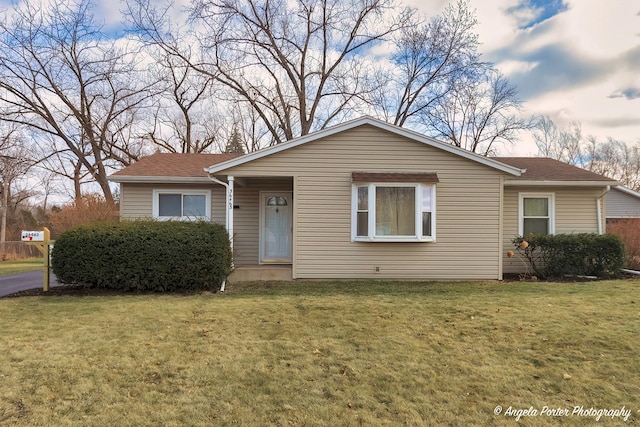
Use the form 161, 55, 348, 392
260, 192, 293, 263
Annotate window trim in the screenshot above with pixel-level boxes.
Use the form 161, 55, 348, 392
351, 183, 436, 242
518, 192, 555, 236
152, 189, 211, 221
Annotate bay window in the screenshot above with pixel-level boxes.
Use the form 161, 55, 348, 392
352, 172, 437, 242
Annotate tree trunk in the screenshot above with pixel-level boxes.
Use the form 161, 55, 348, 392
0, 179, 8, 243
73, 161, 83, 203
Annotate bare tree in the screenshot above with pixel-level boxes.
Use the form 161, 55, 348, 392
127, 0, 412, 147
533, 116, 640, 190
534, 115, 562, 158
0, 0, 154, 204
36, 141, 94, 202
144, 52, 225, 153
424, 69, 532, 155
584, 136, 640, 190
533, 116, 582, 165
222, 102, 275, 153
126, 0, 528, 155
380, 0, 482, 127
0, 127, 33, 243
33, 169, 61, 216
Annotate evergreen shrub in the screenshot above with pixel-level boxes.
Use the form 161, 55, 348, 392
52, 220, 232, 291
512, 233, 625, 279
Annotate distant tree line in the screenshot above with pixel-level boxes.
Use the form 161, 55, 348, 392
533, 116, 640, 191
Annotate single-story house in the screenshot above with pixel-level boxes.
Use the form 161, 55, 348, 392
109, 116, 617, 281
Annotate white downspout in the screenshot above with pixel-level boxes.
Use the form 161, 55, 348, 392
228, 177, 234, 254
207, 175, 234, 292
597, 185, 611, 235
597, 198, 602, 234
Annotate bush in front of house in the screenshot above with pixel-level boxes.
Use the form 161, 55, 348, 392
51, 220, 232, 292
512, 233, 625, 279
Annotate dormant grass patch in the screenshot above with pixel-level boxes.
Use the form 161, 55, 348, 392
0, 258, 43, 276
0, 280, 639, 426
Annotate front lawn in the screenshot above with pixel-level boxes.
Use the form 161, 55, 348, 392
0, 280, 638, 425
0, 258, 44, 276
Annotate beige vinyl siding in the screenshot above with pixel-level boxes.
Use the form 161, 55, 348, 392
120, 184, 152, 219
232, 179, 293, 266
502, 186, 602, 274
119, 183, 226, 223
231, 187, 258, 266
606, 188, 640, 218
220, 124, 506, 280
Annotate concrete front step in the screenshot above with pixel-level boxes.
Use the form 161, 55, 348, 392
228, 265, 293, 282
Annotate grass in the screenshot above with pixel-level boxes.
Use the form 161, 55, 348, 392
0, 258, 44, 276
0, 279, 639, 426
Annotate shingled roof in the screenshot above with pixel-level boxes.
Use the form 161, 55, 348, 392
494, 157, 616, 183
109, 152, 616, 186
109, 153, 239, 182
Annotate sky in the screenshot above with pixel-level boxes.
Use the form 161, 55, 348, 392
435, 0, 640, 156
2, 0, 639, 157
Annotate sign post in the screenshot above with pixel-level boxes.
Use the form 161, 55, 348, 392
21, 227, 53, 292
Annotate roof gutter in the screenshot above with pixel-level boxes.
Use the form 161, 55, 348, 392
504, 180, 617, 187
108, 176, 212, 184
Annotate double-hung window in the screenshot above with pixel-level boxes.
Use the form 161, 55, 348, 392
153, 189, 211, 221
519, 193, 554, 236
352, 172, 437, 242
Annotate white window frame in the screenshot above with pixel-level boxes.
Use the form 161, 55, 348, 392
152, 189, 211, 221
351, 183, 436, 242
518, 192, 555, 236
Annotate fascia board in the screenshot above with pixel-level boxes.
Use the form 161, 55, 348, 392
504, 180, 618, 187
108, 176, 212, 184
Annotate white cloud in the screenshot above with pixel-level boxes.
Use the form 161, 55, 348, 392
461, 0, 640, 152
526, 76, 640, 142
560, 0, 639, 60
93, 1, 122, 31
473, 0, 523, 53
496, 59, 539, 75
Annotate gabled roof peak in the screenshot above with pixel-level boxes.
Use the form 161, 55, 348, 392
206, 116, 523, 176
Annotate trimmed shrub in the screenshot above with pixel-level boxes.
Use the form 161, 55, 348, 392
52, 220, 232, 292
512, 233, 625, 279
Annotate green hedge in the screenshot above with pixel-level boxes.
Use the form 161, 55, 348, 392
52, 221, 232, 292
512, 233, 625, 279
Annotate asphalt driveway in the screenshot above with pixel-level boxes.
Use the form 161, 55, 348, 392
0, 271, 60, 297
